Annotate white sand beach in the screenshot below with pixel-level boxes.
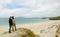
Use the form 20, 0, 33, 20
0, 20, 60, 37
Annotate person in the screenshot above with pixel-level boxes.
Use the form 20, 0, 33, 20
12, 16, 17, 31
8, 16, 13, 33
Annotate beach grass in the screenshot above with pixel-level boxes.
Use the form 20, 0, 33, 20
2, 28, 40, 37
55, 24, 60, 37
17, 28, 40, 37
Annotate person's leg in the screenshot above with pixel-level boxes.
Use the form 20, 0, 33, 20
14, 23, 17, 31
9, 24, 12, 33
12, 24, 14, 32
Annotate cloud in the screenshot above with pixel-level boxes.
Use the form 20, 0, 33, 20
22, 2, 60, 17
0, 0, 60, 18
4, 3, 31, 9
0, 8, 31, 17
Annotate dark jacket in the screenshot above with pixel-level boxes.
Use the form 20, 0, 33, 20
9, 18, 13, 25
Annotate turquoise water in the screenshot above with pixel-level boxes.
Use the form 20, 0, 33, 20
0, 18, 48, 26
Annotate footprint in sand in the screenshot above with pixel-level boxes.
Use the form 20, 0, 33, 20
40, 29, 48, 33
40, 29, 45, 33
48, 25, 56, 29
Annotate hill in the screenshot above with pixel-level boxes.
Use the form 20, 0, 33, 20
49, 16, 60, 20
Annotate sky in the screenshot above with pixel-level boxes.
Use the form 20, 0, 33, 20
0, 0, 60, 18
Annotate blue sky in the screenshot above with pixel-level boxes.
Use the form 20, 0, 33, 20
0, 0, 60, 18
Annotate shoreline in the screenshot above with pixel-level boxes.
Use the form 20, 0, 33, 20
0, 20, 55, 26
0, 19, 49, 26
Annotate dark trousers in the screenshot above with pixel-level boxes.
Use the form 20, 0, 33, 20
9, 24, 12, 33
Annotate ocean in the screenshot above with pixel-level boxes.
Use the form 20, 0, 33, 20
0, 18, 48, 26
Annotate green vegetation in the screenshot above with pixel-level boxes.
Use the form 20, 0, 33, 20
35, 35, 40, 37
55, 35, 58, 37
49, 16, 60, 20
17, 28, 40, 37
17, 28, 36, 37
56, 24, 60, 34
2, 28, 40, 37
55, 24, 60, 37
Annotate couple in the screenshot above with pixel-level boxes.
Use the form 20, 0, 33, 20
9, 16, 16, 33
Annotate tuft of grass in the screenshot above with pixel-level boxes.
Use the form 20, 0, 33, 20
2, 32, 8, 34
55, 34, 58, 37
40, 29, 45, 33
56, 24, 60, 28
35, 35, 40, 37
56, 24, 60, 34
17, 28, 37, 37
55, 24, 60, 37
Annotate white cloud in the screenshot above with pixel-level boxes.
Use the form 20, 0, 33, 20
22, 2, 60, 17
0, 0, 60, 18
0, 8, 31, 17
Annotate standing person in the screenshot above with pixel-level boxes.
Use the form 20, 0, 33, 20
8, 16, 13, 33
12, 16, 17, 31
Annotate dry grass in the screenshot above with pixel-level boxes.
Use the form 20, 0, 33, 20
17, 28, 38, 37
55, 24, 60, 37
2, 28, 40, 37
